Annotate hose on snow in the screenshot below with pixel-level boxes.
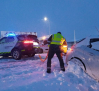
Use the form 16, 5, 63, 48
38, 51, 48, 62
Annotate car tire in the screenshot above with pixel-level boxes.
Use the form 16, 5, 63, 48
32, 53, 35, 57
11, 49, 21, 60
70, 58, 86, 71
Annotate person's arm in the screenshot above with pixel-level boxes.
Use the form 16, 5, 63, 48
63, 38, 67, 45
47, 35, 52, 44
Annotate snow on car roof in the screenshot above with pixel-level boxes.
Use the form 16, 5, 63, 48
87, 35, 99, 38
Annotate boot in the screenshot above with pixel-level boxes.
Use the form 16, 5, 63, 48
47, 68, 51, 73
61, 67, 65, 72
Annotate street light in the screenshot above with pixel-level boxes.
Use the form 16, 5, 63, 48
44, 17, 47, 21
44, 17, 50, 35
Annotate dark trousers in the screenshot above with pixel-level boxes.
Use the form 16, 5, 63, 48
47, 44, 64, 69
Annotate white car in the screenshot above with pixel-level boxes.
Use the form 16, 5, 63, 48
66, 35, 99, 81
39, 39, 49, 53
0, 33, 44, 59
0, 33, 36, 60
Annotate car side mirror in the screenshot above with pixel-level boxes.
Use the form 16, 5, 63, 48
87, 44, 92, 48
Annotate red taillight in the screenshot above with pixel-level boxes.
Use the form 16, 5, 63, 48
24, 40, 33, 43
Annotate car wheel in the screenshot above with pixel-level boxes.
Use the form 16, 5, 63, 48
11, 49, 21, 60
32, 53, 35, 57
70, 58, 86, 71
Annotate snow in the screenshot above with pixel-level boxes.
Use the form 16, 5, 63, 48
0, 53, 99, 91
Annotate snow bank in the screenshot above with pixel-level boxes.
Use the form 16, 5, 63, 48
0, 54, 99, 91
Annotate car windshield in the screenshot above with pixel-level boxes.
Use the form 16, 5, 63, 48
17, 35, 39, 43
17, 35, 27, 41
77, 38, 86, 43
27, 35, 39, 43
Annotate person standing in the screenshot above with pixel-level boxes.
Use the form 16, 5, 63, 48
47, 32, 67, 73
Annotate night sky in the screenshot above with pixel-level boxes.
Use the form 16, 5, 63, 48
0, 0, 99, 41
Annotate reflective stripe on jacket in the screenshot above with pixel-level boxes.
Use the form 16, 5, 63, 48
50, 33, 65, 45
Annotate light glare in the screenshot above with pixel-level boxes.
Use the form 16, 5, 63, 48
44, 17, 47, 21
42, 36, 46, 40
33, 42, 38, 45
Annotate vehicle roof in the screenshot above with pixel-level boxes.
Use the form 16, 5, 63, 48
87, 35, 99, 38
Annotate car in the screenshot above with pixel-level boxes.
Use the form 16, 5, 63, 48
0, 33, 36, 60
39, 39, 49, 53
66, 35, 99, 81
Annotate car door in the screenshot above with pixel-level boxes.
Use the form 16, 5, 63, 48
83, 38, 99, 81
82, 45, 97, 80
3, 37, 17, 53
89, 39, 99, 80
0, 37, 8, 55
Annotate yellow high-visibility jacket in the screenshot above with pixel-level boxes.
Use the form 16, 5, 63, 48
50, 33, 65, 45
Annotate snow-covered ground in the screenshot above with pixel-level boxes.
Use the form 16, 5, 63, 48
0, 53, 99, 91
